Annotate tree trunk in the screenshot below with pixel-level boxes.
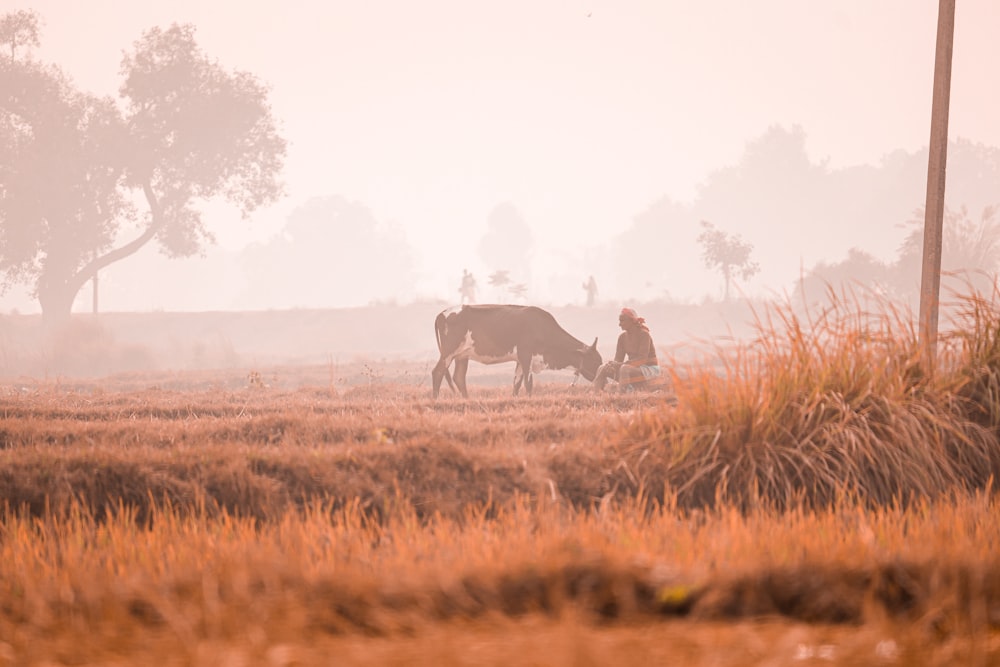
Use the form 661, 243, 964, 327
37, 276, 79, 328
35, 180, 167, 327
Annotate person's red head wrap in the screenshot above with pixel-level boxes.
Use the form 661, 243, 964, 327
619, 307, 649, 331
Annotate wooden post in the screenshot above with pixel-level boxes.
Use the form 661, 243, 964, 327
919, 0, 956, 374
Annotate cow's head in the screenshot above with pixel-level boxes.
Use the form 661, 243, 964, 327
577, 337, 602, 381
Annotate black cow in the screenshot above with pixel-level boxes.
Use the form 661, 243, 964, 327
432, 304, 602, 398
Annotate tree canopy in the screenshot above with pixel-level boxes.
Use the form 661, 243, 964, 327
0, 17, 285, 322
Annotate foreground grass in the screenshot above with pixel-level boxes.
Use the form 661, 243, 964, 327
2, 494, 999, 665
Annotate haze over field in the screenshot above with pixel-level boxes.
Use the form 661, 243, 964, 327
2, 0, 1000, 314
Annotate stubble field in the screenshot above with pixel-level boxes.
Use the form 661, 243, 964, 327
3, 295, 1000, 665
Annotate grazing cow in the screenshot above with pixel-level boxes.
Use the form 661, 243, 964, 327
432, 304, 602, 398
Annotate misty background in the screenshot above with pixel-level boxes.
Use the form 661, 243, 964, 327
5, 132, 993, 313
2, 1, 1000, 380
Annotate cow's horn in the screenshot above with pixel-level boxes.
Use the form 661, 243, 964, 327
590, 337, 598, 349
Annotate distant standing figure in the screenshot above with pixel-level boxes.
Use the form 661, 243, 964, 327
459, 269, 477, 304
594, 307, 661, 392
582, 275, 598, 306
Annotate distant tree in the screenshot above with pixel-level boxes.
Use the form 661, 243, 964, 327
0, 19, 285, 323
614, 196, 695, 300
488, 269, 511, 301
479, 203, 533, 285
508, 283, 528, 301
697, 220, 760, 301
615, 126, 1000, 302
892, 204, 1000, 300
0, 9, 40, 60
793, 247, 891, 308
238, 196, 416, 308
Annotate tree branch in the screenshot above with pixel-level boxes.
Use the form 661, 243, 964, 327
69, 180, 167, 294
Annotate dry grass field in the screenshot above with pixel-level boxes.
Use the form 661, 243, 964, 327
3, 294, 1000, 665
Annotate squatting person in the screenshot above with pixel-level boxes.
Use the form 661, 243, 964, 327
593, 307, 661, 392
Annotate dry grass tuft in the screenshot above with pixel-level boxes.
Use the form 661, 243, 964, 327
621, 288, 1000, 511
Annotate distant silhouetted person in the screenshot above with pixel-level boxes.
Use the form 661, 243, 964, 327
582, 275, 598, 306
459, 269, 477, 304
594, 307, 661, 392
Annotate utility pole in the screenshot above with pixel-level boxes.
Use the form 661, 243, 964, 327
919, 0, 956, 374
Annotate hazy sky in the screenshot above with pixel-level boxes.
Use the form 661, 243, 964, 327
4, 0, 1000, 309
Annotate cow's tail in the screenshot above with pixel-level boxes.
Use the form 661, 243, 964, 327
435, 311, 456, 392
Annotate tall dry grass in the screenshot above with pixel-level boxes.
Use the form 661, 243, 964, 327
621, 287, 1000, 511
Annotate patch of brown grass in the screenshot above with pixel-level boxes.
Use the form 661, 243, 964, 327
1, 494, 1000, 664
0, 384, 656, 522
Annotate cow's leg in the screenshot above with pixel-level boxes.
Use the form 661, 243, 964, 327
512, 362, 524, 396
517, 351, 534, 396
432, 356, 459, 398
454, 358, 470, 398
432, 358, 448, 398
